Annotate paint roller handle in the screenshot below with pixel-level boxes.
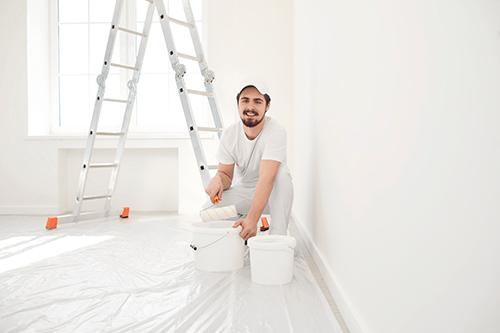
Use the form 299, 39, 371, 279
205, 176, 224, 204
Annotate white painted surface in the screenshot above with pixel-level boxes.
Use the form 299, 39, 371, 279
207, 0, 294, 175
4, 0, 500, 332
1, 1, 187, 215
27, 0, 51, 136
293, 1, 500, 333
0, 0, 292, 215
292, 210, 370, 333
58, 148, 178, 213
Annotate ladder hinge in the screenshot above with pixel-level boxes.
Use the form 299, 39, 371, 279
175, 64, 187, 80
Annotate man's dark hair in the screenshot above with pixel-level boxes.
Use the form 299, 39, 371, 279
236, 85, 271, 106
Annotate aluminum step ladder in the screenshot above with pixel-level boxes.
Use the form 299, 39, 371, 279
46, 0, 223, 229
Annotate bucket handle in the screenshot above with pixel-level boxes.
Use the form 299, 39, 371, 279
190, 231, 230, 251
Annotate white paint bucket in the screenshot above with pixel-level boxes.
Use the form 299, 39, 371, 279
248, 235, 297, 285
190, 221, 245, 272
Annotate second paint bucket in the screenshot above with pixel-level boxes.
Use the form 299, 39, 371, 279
248, 235, 297, 285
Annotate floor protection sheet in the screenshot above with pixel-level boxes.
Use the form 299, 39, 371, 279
0, 215, 341, 332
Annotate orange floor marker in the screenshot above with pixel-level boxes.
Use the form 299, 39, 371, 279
260, 217, 269, 231
46, 217, 58, 230
120, 207, 130, 218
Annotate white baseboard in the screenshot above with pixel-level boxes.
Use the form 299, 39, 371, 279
0, 206, 59, 215
291, 209, 371, 333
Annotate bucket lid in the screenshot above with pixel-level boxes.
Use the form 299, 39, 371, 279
191, 221, 242, 235
248, 235, 297, 250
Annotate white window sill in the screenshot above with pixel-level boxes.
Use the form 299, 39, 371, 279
24, 132, 218, 150
25, 132, 215, 140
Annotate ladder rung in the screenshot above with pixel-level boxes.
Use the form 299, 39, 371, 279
82, 194, 112, 201
89, 163, 118, 168
103, 98, 130, 104
117, 27, 146, 37
197, 127, 223, 133
145, 0, 153, 3
110, 63, 139, 71
54, 210, 111, 225
208, 165, 218, 170
178, 52, 202, 62
95, 132, 125, 136
187, 89, 212, 97
168, 17, 194, 29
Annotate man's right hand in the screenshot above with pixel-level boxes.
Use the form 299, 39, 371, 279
205, 175, 224, 204
205, 163, 234, 204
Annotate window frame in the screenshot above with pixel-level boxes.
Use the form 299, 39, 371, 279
48, 0, 209, 137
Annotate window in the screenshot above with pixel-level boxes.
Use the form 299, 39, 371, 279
50, 0, 207, 135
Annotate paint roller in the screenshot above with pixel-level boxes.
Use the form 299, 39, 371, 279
200, 194, 243, 222
200, 205, 239, 222
200, 197, 270, 231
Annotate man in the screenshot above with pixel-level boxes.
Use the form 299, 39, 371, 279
204, 77, 293, 241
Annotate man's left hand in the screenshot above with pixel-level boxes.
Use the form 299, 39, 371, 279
232, 218, 258, 241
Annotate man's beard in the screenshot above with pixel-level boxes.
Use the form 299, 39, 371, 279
241, 112, 265, 128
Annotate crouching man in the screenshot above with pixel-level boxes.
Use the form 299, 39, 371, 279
203, 77, 293, 241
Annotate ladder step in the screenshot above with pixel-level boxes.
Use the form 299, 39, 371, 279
103, 98, 131, 104
168, 16, 194, 29
208, 165, 218, 170
54, 210, 110, 225
117, 27, 146, 37
89, 163, 118, 168
197, 127, 223, 133
95, 132, 125, 136
110, 63, 139, 71
187, 89, 212, 97
82, 194, 112, 201
178, 52, 202, 62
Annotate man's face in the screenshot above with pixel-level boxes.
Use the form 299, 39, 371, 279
238, 86, 270, 128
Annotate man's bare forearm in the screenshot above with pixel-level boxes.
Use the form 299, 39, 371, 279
232, 160, 281, 240
247, 160, 281, 223
246, 178, 274, 223
216, 171, 232, 190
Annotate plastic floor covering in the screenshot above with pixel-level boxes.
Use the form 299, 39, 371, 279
0, 214, 342, 332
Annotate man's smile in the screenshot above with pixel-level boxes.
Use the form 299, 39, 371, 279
244, 110, 258, 117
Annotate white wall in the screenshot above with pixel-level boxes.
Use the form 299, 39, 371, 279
294, 1, 500, 333
208, 0, 294, 172
0, 0, 293, 216
0, 1, 58, 214
6, 0, 500, 331
0, 1, 183, 215
27, 0, 51, 136
58, 148, 178, 213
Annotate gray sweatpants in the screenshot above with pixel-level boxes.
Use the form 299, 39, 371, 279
201, 164, 294, 235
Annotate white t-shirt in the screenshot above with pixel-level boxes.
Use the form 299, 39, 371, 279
216, 116, 288, 188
